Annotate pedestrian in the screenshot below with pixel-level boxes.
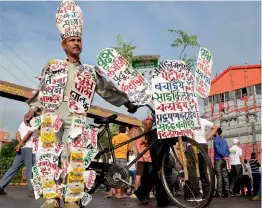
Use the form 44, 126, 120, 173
184, 117, 218, 201
249, 152, 261, 201
126, 150, 136, 197
213, 128, 230, 198
23, 0, 136, 207
112, 125, 130, 199
0, 121, 35, 197
229, 139, 247, 196
240, 159, 252, 196
135, 128, 152, 199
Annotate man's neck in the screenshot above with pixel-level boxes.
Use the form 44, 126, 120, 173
67, 55, 80, 64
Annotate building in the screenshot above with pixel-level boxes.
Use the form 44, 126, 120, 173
203, 64, 261, 161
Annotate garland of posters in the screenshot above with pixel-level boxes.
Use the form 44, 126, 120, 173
30, 113, 97, 206
151, 60, 201, 139
96, 48, 152, 105
195, 47, 213, 98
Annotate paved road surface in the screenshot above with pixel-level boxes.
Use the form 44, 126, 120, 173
0, 187, 260, 208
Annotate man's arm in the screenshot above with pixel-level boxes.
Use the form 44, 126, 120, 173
16, 131, 22, 144
94, 67, 137, 113
239, 149, 247, 170
207, 124, 217, 141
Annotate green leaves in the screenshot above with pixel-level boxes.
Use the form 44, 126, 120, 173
169, 29, 200, 70
113, 34, 136, 67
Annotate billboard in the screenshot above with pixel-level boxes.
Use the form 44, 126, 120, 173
0, 131, 10, 142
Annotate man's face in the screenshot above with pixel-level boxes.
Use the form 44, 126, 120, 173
62, 36, 82, 56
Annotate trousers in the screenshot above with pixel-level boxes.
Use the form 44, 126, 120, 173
0, 147, 34, 191
230, 164, 243, 194
214, 159, 229, 195
136, 130, 170, 203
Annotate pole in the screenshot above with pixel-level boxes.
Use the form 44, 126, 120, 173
251, 122, 257, 154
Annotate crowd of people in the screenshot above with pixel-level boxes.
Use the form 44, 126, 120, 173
213, 128, 261, 201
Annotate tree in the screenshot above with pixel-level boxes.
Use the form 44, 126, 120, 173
0, 139, 23, 183
113, 34, 137, 67
99, 124, 120, 148
168, 29, 200, 70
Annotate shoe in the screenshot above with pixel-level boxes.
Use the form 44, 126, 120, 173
186, 197, 203, 202
0, 188, 7, 195
213, 194, 222, 198
28, 191, 34, 198
134, 190, 148, 204
251, 196, 261, 201
40, 199, 59, 208
222, 193, 230, 198
130, 194, 137, 198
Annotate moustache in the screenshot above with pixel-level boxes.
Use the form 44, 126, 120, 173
73, 46, 81, 50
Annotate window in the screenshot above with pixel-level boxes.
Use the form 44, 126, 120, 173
204, 98, 208, 106
255, 84, 261, 94
241, 88, 247, 97
220, 93, 224, 102
208, 96, 213, 105
247, 86, 255, 95
234, 89, 241, 99
224, 92, 229, 101
229, 91, 234, 101
214, 94, 220, 103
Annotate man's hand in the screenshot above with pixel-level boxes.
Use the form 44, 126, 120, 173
125, 103, 137, 114
24, 109, 36, 126
14, 143, 24, 152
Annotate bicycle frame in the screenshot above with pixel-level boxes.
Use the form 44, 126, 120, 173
97, 123, 159, 170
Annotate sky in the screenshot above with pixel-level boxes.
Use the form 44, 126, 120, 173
0, 1, 261, 137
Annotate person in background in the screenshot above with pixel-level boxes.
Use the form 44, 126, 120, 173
126, 150, 137, 197
135, 128, 152, 200
240, 159, 252, 196
213, 128, 230, 198
249, 152, 261, 201
184, 117, 217, 201
0, 121, 35, 197
229, 139, 247, 196
112, 125, 129, 199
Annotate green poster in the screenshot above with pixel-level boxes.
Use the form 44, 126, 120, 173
132, 55, 160, 69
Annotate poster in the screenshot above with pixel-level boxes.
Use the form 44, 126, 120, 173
151, 60, 200, 139
96, 48, 152, 105
195, 47, 213, 98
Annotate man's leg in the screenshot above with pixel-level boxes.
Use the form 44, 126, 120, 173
214, 160, 223, 196
234, 165, 243, 194
0, 151, 24, 193
221, 160, 230, 195
230, 165, 237, 194
198, 144, 209, 198
23, 148, 34, 193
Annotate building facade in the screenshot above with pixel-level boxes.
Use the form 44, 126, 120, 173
202, 64, 261, 161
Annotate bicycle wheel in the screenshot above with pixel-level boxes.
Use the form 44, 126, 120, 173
160, 137, 215, 208
87, 141, 109, 194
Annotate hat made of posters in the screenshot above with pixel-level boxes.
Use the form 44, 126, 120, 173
56, 0, 83, 40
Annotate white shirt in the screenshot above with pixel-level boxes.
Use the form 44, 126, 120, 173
18, 121, 33, 148
193, 118, 214, 144
127, 155, 136, 171
229, 145, 242, 165
242, 163, 252, 178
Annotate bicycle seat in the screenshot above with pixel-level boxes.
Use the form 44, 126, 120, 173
94, 114, 118, 125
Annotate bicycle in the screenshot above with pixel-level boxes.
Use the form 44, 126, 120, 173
86, 104, 215, 208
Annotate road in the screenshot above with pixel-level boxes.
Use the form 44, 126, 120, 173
0, 187, 260, 208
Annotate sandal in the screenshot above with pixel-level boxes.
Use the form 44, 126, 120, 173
116, 194, 129, 199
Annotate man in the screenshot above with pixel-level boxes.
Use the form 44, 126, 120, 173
240, 159, 252, 196
112, 125, 129, 199
213, 128, 230, 197
184, 117, 217, 201
249, 152, 261, 201
0, 121, 34, 197
23, 1, 136, 207
229, 139, 247, 196
134, 115, 171, 206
